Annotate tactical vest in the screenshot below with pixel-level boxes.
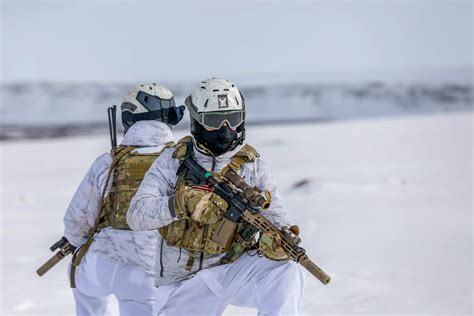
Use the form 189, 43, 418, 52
70, 143, 174, 287
159, 136, 261, 271
102, 148, 167, 229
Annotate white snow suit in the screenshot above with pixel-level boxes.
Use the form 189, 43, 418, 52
63, 120, 174, 316
127, 140, 305, 315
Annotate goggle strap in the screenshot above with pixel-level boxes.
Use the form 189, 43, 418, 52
122, 108, 168, 122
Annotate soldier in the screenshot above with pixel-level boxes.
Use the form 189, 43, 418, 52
127, 78, 304, 315
63, 84, 185, 315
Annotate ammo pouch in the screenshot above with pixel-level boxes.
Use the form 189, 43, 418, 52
159, 219, 227, 255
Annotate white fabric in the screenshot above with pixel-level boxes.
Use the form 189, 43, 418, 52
73, 252, 157, 316
127, 138, 291, 286
63, 120, 175, 274
153, 254, 304, 316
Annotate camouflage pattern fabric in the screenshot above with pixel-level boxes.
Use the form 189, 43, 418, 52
259, 231, 290, 261
173, 181, 228, 224
104, 149, 170, 230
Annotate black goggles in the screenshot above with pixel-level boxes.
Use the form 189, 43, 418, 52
198, 111, 245, 130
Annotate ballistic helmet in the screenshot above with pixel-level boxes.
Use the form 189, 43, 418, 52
121, 83, 185, 131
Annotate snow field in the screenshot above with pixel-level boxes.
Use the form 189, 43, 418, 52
1, 112, 472, 315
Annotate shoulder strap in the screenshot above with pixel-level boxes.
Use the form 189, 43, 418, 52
221, 144, 259, 175
111, 146, 137, 164
127, 141, 175, 158
172, 136, 193, 161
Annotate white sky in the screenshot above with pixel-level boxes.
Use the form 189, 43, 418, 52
1, 0, 472, 82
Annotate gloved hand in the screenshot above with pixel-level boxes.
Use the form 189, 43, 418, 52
69, 243, 77, 254
173, 185, 228, 224
259, 225, 300, 261
168, 105, 186, 126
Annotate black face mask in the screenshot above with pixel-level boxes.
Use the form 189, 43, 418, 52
194, 123, 238, 156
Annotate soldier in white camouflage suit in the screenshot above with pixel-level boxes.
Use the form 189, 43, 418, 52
127, 78, 305, 316
63, 84, 185, 315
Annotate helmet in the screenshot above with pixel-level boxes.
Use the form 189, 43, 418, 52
186, 78, 245, 130
185, 78, 246, 155
121, 83, 185, 131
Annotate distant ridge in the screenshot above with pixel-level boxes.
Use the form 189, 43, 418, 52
1, 79, 472, 141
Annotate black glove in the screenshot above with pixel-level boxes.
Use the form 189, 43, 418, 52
51, 236, 77, 254
168, 105, 186, 126
69, 243, 77, 254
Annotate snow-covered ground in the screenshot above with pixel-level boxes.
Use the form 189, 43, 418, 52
1, 111, 472, 315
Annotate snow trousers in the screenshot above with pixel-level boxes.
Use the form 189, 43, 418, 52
154, 254, 305, 316
71, 252, 157, 316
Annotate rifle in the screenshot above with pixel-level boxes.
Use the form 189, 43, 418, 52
38, 106, 116, 278
177, 143, 331, 285
36, 237, 74, 276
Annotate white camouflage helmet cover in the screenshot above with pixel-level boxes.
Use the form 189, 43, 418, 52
188, 78, 244, 113
122, 83, 174, 115
120, 83, 186, 131
186, 78, 245, 130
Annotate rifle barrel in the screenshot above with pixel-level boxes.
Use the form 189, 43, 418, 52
36, 248, 70, 276
299, 255, 331, 284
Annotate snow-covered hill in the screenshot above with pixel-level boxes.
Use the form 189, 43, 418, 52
1, 78, 472, 140
1, 112, 472, 315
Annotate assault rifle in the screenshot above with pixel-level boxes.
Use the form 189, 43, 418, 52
177, 144, 331, 285
36, 237, 75, 276
38, 107, 115, 278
